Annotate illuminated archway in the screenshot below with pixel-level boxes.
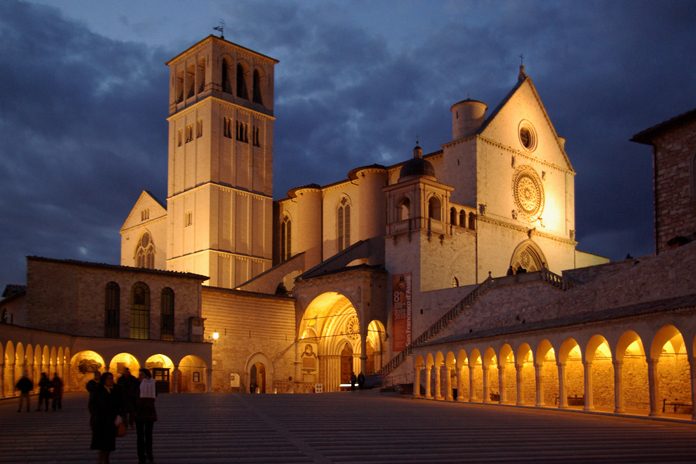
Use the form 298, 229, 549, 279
510, 239, 546, 273
535, 339, 558, 407
70, 350, 105, 390
456, 349, 469, 402
616, 330, 648, 414
15, 343, 25, 389
499, 344, 516, 404
365, 320, 386, 374
516, 343, 535, 405
178, 355, 208, 393
651, 325, 690, 417
558, 338, 583, 408
470, 348, 483, 402
483, 347, 499, 403
298, 292, 362, 392
445, 352, 456, 401
109, 353, 141, 377
585, 335, 614, 412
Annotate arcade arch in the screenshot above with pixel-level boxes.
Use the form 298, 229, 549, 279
298, 292, 363, 392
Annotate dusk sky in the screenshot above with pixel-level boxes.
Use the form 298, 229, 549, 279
1, 0, 695, 288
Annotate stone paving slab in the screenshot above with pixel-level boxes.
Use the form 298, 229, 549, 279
2, 391, 696, 463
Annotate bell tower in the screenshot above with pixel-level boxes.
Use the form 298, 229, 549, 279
165, 35, 278, 288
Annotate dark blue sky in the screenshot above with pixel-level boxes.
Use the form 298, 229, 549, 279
1, 0, 695, 287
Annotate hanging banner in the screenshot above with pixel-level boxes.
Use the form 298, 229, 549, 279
392, 273, 412, 352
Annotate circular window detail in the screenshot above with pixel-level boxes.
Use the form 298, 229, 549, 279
512, 166, 544, 219
346, 315, 360, 340
518, 121, 537, 151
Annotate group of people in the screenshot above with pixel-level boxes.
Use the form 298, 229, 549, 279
87, 368, 158, 464
349, 371, 366, 390
14, 372, 64, 412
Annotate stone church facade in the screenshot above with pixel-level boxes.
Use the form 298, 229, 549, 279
2, 35, 696, 422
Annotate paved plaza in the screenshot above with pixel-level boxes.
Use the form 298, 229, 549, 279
2, 391, 696, 463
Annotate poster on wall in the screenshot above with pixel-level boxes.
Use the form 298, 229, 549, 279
392, 273, 412, 352
300, 342, 319, 373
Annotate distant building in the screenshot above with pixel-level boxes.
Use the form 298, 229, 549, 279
2, 36, 695, 422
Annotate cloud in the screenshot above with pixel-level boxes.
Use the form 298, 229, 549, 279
1, 0, 694, 287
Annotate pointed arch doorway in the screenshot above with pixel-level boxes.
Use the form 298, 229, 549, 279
510, 240, 547, 273
298, 292, 362, 392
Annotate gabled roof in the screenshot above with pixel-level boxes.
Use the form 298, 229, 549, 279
631, 107, 696, 145
477, 71, 574, 172
120, 190, 167, 231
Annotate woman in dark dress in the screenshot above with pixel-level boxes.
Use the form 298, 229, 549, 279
89, 372, 123, 464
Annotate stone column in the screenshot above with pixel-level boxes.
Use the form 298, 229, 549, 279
534, 363, 544, 407
613, 360, 624, 413
468, 365, 475, 402
8, 363, 15, 397
294, 341, 302, 385
457, 366, 466, 402
0, 363, 4, 398
516, 364, 524, 406
482, 366, 490, 403
172, 368, 181, 393
425, 366, 432, 399
648, 358, 659, 416
360, 330, 367, 375
557, 362, 567, 408
64, 360, 71, 391
434, 364, 443, 400
583, 361, 593, 411
413, 366, 421, 398
498, 365, 505, 404
690, 358, 696, 421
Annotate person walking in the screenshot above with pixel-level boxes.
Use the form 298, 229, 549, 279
90, 372, 123, 464
37, 372, 51, 411
350, 372, 357, 391
51, 373, 64, 411
117, 368, 139, 428
15, 372, 33, 412
135, 368, 157, 464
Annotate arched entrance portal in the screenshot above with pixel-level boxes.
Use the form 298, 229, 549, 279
298, 292, 362, 392
250, 363, 266, 394
510, 240, 546, 273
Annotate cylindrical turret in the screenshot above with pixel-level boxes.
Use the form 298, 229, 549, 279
450, 99, 487, 140
289, 185, 323, 268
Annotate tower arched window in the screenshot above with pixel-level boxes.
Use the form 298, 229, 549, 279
450, 207, 457, 225
160, 287, 175, 341
459, 210, 466, 228
237, 63, 248, 100
398, 198, 410, 221
135, 232, 155, 269
280, 217, 292, 262
338, 197, 351, 251
428, 196, 442, 221
221, 58, 231, 93
253, 69, 263, 105
468, 212, 476, 230
130, 282, 150, 340
105, 282, 120, 338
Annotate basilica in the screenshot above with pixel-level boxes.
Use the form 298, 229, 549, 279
2, 35, 696, 421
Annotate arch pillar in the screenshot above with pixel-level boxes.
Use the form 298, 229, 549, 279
690, 357, 696, 421
359, 331, 367, 375
482, 365, 490, 403
434, 364, 443, 400
445, 366, 453, 401
534, 363, 543, 407
498, 365, 505, 404
424, 366, 432, 399
648, 358, 659, 416
0, 362, 4, 398
413, 366, 421, 398
557, 362, 568, 408
515, 364, 524, 406
172, 368, 181, 393
206, 367, 212, 393
468, 365, 475, 402
64, 358, 71, 389
613, 360, 624, 413
583, 361, 594, 411
7, 363, 15, 395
